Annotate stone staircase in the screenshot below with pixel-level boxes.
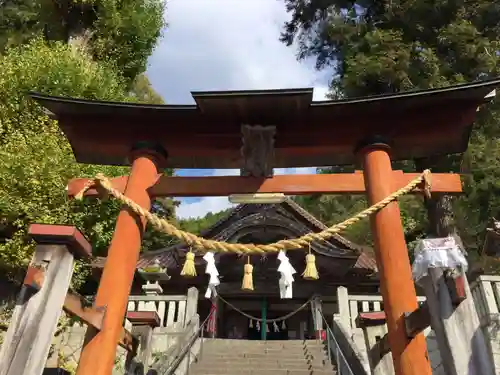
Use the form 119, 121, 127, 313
189, 339, 337, 375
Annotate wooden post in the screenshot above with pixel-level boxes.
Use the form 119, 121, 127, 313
208, 296, 218, 339
336, 286, 352, 336
77, 147, 165, 375
358, 314, 394, 375
358, 141, 432, 375
185, 287, 199, 326
415, 156, 495, 375
261, 298, 267, 341
422, 270, 495, 375
124, 311, 161, 373
0, 224, 91, 375
311, 296, 324, 340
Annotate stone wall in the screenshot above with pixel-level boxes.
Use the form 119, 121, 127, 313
333, 283, 497, 375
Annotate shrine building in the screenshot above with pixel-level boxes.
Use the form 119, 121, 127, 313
121, 198, 379, 340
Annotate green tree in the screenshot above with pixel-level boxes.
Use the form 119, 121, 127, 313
179, 209, 232, 235
0, 39, 172, 284
281, 1, 499, 97
282, 1, 500, 260
0, 0, 165, 82
0, 39, 128, 282
130, 74, 165, 104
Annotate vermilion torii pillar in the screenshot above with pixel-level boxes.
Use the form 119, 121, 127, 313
358, 139, 431, 375
76, 145, 165, 375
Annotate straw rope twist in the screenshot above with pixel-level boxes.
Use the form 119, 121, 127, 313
75, 169, 431, 254
218, 295, 313, 323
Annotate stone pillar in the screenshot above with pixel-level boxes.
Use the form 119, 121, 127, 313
0, 224, 91, 375
311, 296, 324, 340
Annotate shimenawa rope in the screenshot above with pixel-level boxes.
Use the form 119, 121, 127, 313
74, 169, 431, 254
218, 295, 313, 323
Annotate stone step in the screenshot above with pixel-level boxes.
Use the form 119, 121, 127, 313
189, 369, 336, 375
191, 363, 332, 371
192, 339, 335, 375
202, 349, 327, 356
202, 340, 323, 347
199, 352, 326, 360
197, 357, 328, 367
203, 341, 326, 350
203, 343, 326, 349
203, 339, 320, 344
189, 367, 337, 375
203, 340, 323, 345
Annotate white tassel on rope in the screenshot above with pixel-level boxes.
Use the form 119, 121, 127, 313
266, 324, 270, 333
277, 250, 296, 299
249, 319, 253, 328
203, 252, 220, 299
273, 321, 279, 332
256, 321, 261, 332
281, 321, 286, 330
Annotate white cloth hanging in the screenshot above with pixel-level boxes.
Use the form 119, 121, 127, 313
203, 252, 220, 298
412, 236, 468, 282
256, 321, 261, 332
266, 324, 270, 333
277, 251, 296, 299
281, 321, 286, 330
249, 319, 253, 328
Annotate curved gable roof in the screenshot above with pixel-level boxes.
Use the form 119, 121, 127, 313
137, 198, 377, 272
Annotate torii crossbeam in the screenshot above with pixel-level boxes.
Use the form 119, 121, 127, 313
31, 78, 500, 375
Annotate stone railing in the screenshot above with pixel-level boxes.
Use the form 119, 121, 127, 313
470, 275, 500, 373
56, 288, 199, 374
334, 276, 500, 375
127, 288, 198, 330
470, 275, 500, 325
334, 287, 436, 375
336, 289, 426, 333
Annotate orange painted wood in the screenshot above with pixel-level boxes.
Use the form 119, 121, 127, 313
359, 311, 387, 321
361, 146, 432, 375
67, 172, 462, 198
59, 104, 478, 169
126, 311, 161, 328
76, 154, 161, 375
28, 224, 91, 259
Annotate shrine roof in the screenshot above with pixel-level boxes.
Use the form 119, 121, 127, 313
30, 78, 500, 168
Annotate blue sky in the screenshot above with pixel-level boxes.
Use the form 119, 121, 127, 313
146, 0, 330, 219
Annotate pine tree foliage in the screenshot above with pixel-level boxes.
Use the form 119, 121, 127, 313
281, 1, 500, 96
282, 0, 500, 263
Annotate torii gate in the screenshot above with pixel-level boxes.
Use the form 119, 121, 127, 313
31, 78, 500, 375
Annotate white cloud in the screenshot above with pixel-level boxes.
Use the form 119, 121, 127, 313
147, 0, 329, 103
147, 0, 329, 219
175, 167, 317, 219
176, 196, 235, 220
